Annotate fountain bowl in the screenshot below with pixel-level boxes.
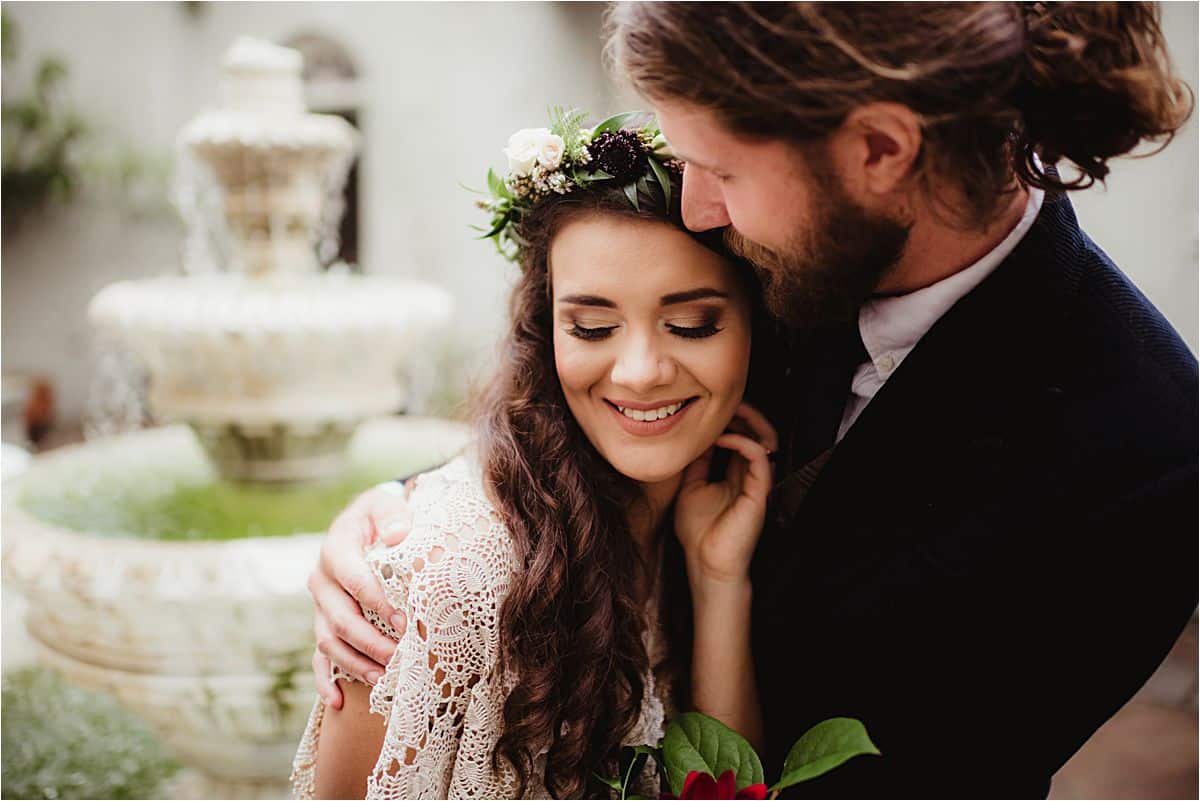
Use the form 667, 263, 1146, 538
2, 415, 471, 796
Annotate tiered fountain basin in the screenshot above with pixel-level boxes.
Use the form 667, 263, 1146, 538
2, 416, 470, 797
180, 110, 358, 278
90, 272, 453, 483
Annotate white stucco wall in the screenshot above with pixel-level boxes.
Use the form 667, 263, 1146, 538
2, 2, 1197, 423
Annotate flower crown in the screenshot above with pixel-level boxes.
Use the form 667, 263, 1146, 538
474, 108, 683, 262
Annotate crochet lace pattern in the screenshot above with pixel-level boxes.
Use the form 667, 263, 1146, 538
290, 455, 673, 799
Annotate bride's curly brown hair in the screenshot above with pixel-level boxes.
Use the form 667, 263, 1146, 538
473, 173, 758, 798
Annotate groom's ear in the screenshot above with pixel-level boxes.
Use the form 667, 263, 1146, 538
827, 102, 923, 200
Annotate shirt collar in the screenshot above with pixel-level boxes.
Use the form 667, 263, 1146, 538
857, 186, 1045, 375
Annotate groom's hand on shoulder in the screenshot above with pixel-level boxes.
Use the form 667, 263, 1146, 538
308, 480, 415, 708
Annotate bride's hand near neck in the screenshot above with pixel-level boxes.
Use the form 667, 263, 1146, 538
674, 401, 776, 754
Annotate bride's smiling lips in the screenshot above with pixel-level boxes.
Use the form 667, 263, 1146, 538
603, 396, 700, 437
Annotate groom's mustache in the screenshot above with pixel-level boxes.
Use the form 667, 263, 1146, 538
724, 226, 782, 273
722, 227, 788, 277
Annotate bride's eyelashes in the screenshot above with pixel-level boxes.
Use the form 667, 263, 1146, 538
563, 314, 724, 342
666, 321, 722, 339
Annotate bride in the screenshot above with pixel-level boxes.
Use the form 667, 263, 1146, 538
291, 112, 778, 799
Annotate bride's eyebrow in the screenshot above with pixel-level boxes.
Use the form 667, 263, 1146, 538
557, 294, 616, 308
557, 288, 728, 308
661, 288, 729, 306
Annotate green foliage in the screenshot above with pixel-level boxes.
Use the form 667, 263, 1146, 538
592, 111, 645, 137
1, 668, 179, 799
549, 105, 590, 163
662, 712, 765, 796
1, 12, 89, 232
1, 12, 14, 59
648, 158, 673, 211
770, 717, 881, 793
623, 181, 640, 212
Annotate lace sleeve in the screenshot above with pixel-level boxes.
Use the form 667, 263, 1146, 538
361, 464, 516, 799
290, 458, 518, 800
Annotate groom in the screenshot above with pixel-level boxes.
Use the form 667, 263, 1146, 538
305, 3, 1197, 796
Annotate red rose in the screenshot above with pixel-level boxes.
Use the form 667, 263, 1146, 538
672, 770, 769, 800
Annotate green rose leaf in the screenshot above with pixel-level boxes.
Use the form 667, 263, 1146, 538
592, 111, 644, 137
648, 158, 671, 211
770, 717, 880, 793
662, 712, 764, 796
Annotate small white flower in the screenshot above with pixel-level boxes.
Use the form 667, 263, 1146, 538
537, 134, 565, 170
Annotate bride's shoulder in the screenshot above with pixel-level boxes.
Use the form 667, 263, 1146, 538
365, 452, 518, 601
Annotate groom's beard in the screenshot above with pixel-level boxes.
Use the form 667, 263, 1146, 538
724, 180, 910, 332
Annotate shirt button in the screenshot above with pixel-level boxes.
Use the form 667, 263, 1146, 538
876, 353, 896, 373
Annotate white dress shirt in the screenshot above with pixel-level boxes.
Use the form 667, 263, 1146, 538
836, 187, 1045, 442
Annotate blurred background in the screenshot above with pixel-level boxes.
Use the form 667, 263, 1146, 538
1, 2, 1195, 799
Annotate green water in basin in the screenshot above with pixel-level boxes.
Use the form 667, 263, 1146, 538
14, 419, 467, 541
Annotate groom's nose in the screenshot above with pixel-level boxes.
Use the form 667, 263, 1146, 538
681, 163, 732, 232
610, 332, 676, 393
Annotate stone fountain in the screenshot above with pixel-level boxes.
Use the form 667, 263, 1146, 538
2, 38, 466, 798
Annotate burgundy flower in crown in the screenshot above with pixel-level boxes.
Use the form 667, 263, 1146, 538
587, 129, 650, 184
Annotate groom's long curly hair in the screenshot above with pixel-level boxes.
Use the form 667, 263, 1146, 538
610, 2, 1193, 229
472, 177, 735, 798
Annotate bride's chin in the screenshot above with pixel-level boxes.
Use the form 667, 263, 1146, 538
611, 457, 688, 486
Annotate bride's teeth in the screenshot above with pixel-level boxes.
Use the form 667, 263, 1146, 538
617, 401, 686, 421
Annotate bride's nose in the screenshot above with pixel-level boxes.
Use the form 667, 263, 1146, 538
610, 331, 676, 393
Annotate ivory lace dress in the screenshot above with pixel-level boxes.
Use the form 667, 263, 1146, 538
290, 455, 675, 799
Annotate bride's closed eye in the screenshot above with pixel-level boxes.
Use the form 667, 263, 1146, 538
566, 323, 617, 341
565, 320, 724, 341
667, 321, 722, 339
666, 311, 724, 339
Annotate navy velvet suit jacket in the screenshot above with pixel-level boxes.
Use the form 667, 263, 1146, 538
749, 192, 1198, 798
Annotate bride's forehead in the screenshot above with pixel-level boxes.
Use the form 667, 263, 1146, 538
550, 217, 731, 293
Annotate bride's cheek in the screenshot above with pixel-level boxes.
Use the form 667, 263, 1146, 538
708, 333, 752, 421
554, 342, 607, 399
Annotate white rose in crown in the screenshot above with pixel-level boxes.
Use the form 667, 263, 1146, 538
537, 134, 564, 170
504, 128, 565, 176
